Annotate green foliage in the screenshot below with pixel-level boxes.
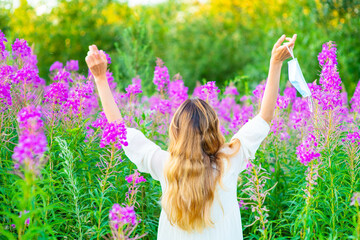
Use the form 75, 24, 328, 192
2, 0, 359, 95
1, 1, 360, 239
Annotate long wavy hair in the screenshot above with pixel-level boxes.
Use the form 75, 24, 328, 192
161, 98, 240, 232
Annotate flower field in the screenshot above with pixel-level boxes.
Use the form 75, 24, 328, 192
0, 30, 360, 239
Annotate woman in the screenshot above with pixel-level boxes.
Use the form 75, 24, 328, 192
85, 34, 297, 239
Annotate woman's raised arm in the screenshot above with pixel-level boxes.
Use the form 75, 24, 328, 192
260, 34, 297, 124
85, 45, 123, 123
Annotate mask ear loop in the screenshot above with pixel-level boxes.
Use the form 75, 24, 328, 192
286, 45, 295, 59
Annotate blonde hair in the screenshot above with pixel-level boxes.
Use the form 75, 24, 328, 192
161, 98, 240, 232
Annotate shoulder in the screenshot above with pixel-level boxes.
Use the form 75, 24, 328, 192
219, 139, 241, 158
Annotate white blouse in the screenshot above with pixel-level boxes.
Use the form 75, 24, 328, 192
123, 114, 270, 240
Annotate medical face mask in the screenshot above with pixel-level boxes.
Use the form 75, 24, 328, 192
286, 46, 312, 98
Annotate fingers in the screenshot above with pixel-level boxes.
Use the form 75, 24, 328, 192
89, 45, 99, 53
87, 45, 101, 60
292, 34, 297, 41
85, 50, 97, 66
99, 50, 107, 61
274, 34, 286, 49
94, 51, 101, 60
283, 34, 297, 51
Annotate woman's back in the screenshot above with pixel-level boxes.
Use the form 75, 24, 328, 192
123, 114, 270, 240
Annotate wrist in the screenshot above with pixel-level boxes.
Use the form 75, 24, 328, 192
94, 74, 107, 83
270, 58, 283, 67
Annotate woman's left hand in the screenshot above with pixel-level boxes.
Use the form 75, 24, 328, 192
270, 34, 297, 64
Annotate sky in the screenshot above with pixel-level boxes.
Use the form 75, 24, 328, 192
11, 0, 172, 15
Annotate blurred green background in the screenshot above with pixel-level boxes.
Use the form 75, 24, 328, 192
1, 0, 359, 96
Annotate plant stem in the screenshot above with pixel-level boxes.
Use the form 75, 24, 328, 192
96, 144, 115, 240
252, 166, 267, 238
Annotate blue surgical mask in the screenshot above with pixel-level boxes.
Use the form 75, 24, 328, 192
286, 46, 311, 98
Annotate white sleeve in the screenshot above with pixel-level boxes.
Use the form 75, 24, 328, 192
230, 114, 270, 173
122, 128, 169, 181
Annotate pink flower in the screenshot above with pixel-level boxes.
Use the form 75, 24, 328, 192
49, 61, 63, 72
153, 58, 170, 92
109, 204, 138, 229
100, 120, 128, 149
125, 170, 146, 185
296, 134, 321, 166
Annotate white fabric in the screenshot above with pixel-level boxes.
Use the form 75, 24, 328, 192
122, 114, 270, 240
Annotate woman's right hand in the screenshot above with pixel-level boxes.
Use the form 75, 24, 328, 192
270, 34, 297, 64
85, 45, 107, 79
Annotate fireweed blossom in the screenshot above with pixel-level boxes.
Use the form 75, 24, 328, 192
0, 81, 12, 107
168, 75, 188, 109
12, 128, 47, 170
147, 95, 172, 135
342, 132, 360, 145
276, 95, 290, 109
229, 105, 254, 134
11, 65, 41, 86
289, 97, 311, 130
17, 105, 43, 130
65, 60, 79, 72
85, 111, 107, 142
0, 65, 15, 80
253, 82, 266, 101
125, 76, 142, 98
224, 85, 239, 96
12, 38, 31, 60
350, 80, 360, 115
296, 134, 321, 166
100, 120, 128, 149
64, 80, 94, 115
125, 170, 147, 204
308, 81, 322, 103
271, 117, 289, 140
53, 69, 72, 83
199, 81, 220, 106
283, 86, 297, 104
218, 97, 238, 123
91, 112, 108, 129
109, 204, 138, 229
270, 96, 290, 140
44, 82, 69, 105
317, 42, 342, 110
151, 98, 172, 115
0, 29, 8, 59
49, 61, 63, 72
12, 106, 47, 171
125, 170, 146, 185
77, 92, 98, 118
23, 53, 39, 70
0, 30, 6, 51
153, 58, 170, 92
